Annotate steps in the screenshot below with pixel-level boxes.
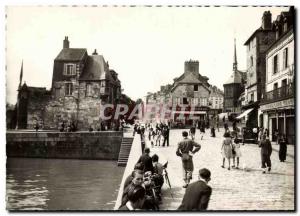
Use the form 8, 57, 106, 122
117, 137, 134, 166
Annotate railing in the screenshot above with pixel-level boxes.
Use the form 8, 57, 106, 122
262, 83, 294, 104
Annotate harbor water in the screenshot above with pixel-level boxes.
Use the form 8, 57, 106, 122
6, 158, 125, 210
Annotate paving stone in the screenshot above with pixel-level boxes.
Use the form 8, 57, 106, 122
146, 128, 294, 211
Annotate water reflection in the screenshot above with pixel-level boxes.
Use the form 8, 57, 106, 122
6, 158, 124, 210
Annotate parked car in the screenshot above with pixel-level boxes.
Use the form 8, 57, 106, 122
239, 127, 258, 144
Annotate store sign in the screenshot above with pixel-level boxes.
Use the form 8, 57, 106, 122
260, 98, 294, 111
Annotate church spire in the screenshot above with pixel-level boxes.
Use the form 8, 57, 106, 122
233, 38, 238, 71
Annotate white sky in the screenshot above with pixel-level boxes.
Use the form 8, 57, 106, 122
5, 6, 290, 104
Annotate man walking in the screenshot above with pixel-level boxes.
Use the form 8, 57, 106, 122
176, 131, 201, 188
259, 135, 272, 173
178, 168, 212, 210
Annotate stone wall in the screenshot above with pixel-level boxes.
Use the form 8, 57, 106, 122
6, 131, 123, 160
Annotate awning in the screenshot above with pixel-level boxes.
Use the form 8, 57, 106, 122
236, 108, 254, 119
172, 111, 206, 114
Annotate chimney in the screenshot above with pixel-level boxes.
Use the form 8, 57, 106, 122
92, 49, 98, 55
63, 36, 69, 48
184, 60, 199, 74
262, 11, 272, 30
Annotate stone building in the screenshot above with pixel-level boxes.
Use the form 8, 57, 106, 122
15, 37, 122, 130
260, 7, 295, 144
223, 39, 247, 114
208, 85, 224, 110
242, 11, 277, 127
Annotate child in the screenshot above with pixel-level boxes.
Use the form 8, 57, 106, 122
232, 137, 242, 169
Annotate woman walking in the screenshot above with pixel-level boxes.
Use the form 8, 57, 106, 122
278, 134, 287, 162
221, 132, 233, 170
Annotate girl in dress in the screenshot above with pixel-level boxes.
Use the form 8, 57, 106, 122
221, 132, 233, 170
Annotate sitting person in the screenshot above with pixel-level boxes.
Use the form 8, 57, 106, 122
123, 163, 144, 190
121, 170, 144, 207
119, 185, 146, 210
151, 154, 164, 201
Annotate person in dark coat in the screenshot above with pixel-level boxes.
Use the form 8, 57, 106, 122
278, 134, 287, 162
259, 135, 272, 173
162, 125, 170, 147
121, 170, 144, 206
119, 185, 146, 211
189, 125, 196, 140
137, 148, 154, 173
178, 168, 212, 211
176, 131, 201, 188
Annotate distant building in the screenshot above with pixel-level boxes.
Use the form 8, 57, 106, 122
223, 39, 246, 114
145, 60, 223, 126
208, 85, 224, 110
15, 37, 122, 130
260, 7, 295, 144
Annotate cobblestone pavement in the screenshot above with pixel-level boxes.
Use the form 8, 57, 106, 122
147, 128, 295, 211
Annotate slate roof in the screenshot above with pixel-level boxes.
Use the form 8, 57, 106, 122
55, 48, 87, 61
80, 55, 107, 81
224, 70, 246, 85
80, 55, 120, 85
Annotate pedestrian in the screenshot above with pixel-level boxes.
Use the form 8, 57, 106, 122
59, 121, 65, 132
210, 127, 215, 137
224, 122, 228, 132
259, 135, 272, 173
258, 127, 264, 142
274, 129, 279, 144
189, 125, 196, 140
221, 132, 233, 170
200, 122, 205, 140
162, 125, 170, 147
155, 129, 161, 146
34, 121, 39, 132
278, 134, 287, 162
137, 147, 154, 173
232, 137, 242, 169
176, 131, 201, 188
177, 168, 212, 210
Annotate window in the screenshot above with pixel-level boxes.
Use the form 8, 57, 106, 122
273, 83, 278, 90
86, 83, 92, 97
64, 63, 76, 76
273, 55, 278, 74
250, 93, 254, 102
194, 85, 198, 91
65, 83, 73, 96
183, 97, 188, 105
176, 97, 181, 104
281, 79, 287, 87
194, 98, 199, 105
283, 48, 288, 69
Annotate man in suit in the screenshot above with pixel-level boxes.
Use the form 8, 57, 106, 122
137, 147, 154, 173
178, 168, 212, 210
259, 134, 272, 173
176, 131, 201, 188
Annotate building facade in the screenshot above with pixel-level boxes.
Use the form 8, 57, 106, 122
145, 60, 223, 126
16, 37, 122, 130
243, 11, 277, 127
260, 8, 295, 144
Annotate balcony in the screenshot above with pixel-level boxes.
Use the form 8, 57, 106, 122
261, 83, 294, 104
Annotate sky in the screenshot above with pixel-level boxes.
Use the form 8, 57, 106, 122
6, 6, 289, 105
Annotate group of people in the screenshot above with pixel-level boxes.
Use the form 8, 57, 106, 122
119, 147, 165, 210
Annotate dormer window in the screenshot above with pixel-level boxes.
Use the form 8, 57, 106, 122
64, 63, 76, 76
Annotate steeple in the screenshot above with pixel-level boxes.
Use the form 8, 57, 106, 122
233, 38, 238, 71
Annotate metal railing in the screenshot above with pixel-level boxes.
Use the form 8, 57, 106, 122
262, 83, 294, 103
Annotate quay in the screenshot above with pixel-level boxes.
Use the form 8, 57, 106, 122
114, 128, 294, 210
